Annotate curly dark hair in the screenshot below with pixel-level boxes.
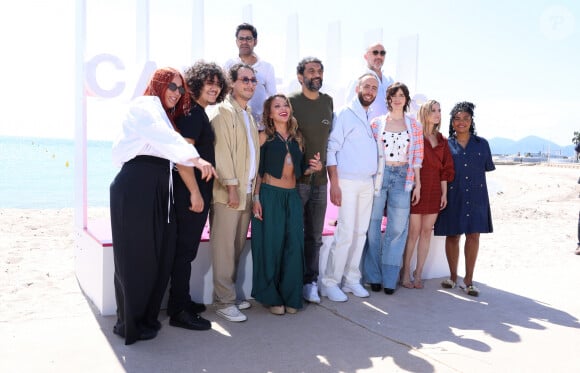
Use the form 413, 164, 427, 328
386, 82, 411, 113
448, 101, 476, 137
183, 61, 228, 104
296, 57, 324, 75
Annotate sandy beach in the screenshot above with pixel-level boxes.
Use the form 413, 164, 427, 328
1, 163, 579, 372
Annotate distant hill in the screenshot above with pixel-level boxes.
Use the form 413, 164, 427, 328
488, 136, 576, 157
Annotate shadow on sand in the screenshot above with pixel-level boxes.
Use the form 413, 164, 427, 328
83, 277, 579, 372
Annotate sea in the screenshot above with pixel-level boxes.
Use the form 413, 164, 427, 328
0, 136, 118, 208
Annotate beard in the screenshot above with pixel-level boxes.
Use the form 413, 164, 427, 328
358, 91, 376, 107
304, 77, 323, 92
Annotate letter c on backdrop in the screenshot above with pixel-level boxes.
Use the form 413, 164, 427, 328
85, 53, 125, 98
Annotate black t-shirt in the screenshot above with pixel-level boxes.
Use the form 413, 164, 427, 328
176, 104, 216, 167
175, 103, 215, 192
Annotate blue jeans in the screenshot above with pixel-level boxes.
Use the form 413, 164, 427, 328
297, 183, 327, 284
362, 165, 410, 289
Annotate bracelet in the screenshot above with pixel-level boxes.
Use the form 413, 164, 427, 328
252, 194, 260, 203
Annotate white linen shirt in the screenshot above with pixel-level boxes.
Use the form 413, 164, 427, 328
112, 96, 199, 168
224, 55, 276, 125
242, 110, 257, 193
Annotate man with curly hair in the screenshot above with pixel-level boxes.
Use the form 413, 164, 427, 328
166, 61, 228, 330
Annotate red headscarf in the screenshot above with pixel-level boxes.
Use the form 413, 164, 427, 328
143, 67, 191, 126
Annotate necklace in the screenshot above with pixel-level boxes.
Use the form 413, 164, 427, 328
276, 132, 289, 142
275, 132, 293, 165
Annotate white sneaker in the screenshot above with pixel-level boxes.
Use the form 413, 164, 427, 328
303, 282, 321, 303
216, 305, 247, 322
342, 283, 370, 298
321, 285, 348, 302
236, 300, 251, 310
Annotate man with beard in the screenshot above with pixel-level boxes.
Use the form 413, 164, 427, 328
345, 42, 393, 119
224, 23, 276, 128
289, 57, 334, 304
320, 74, 379, 302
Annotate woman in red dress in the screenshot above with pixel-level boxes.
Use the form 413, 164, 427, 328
400, 100, 454, 288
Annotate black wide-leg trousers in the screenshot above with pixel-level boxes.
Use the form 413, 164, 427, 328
110, 155, 176, 345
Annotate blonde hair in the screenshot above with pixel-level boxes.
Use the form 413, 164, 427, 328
417, 99, 441, 135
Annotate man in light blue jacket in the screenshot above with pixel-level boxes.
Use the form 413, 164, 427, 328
320, 74, 379, 302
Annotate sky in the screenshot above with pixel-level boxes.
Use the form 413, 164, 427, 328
0, 0, 578, 146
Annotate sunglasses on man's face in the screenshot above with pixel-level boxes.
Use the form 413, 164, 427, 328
371, 50, 386, 56
167, 82, 185, 95
238, 77, 258, 85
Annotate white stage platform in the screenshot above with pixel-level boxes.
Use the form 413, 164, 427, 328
75, 211, 448, 316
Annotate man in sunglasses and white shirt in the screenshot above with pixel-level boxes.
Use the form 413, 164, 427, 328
345, 42, 394, 119
224, 23, 276, 128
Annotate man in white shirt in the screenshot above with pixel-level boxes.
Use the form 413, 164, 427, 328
345, 42, 394, 120
224, 23, 276, 128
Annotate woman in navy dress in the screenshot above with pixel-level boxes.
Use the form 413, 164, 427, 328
434, 102, 494, 297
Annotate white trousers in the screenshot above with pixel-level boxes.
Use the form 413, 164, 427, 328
321, 177, 374, 288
